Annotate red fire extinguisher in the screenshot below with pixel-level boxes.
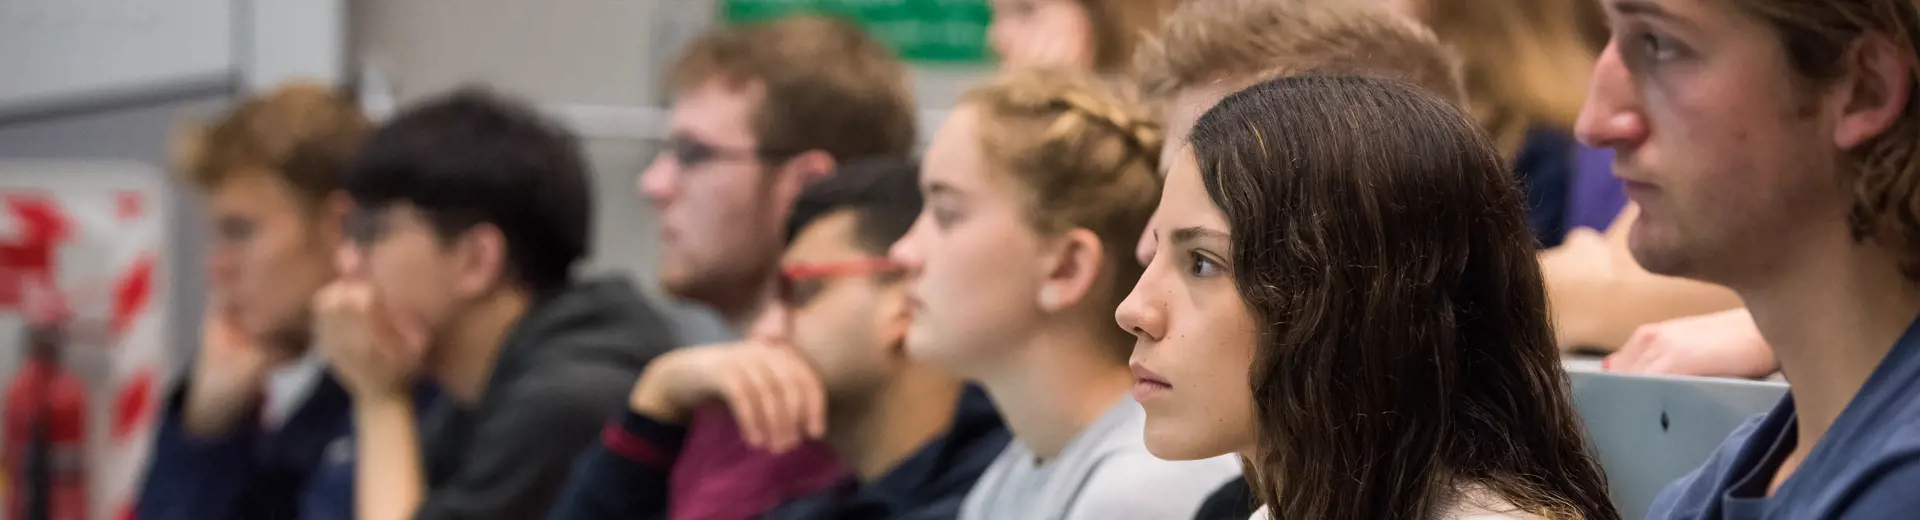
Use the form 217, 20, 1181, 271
4, 284, 89, 520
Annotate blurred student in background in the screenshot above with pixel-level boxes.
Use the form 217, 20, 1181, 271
1387, 0, 1595, 248
311, 89, 677, 520
890, 69, 1240, 520
987, 0, 1174, 75
1125, 74, 1617, 520
552, 159, 1010, 520
1129, 2, 1465, 516
1131, 0, 1462, 267
1579, 0, 1920, 516
138, 83, 430, 520
633, 15, 921, 520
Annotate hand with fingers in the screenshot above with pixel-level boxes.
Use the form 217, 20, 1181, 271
627, 339, 828, 454
1605, 307, 1778, 380
312, 248, 429, 401
183, 299, 299, 438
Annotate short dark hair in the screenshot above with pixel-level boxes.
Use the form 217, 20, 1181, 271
783, 158, 922, 254
346, 88, 591, 294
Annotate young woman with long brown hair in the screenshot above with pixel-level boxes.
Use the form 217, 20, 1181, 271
1119, 74, 1618, 520
890, 68, 1240, 520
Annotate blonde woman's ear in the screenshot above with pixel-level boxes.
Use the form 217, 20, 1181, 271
1039, 286, 1061, 309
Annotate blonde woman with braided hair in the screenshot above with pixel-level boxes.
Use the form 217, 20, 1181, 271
890, 68, 1240, 520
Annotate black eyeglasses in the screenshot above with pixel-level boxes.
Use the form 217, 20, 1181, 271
661, 135, 806, 169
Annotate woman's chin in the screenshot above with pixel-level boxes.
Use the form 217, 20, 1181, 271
903, 330, 977, 376
1141, 422, 1228, 461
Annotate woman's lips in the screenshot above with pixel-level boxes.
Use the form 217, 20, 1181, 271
1130, 363, 1172, 401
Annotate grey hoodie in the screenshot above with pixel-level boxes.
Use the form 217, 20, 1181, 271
415, 278, 679, 520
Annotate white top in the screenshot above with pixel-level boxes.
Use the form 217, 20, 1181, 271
959, 398, 1242, 520
1246, 484, 1540, 520
260, 353, 326, 429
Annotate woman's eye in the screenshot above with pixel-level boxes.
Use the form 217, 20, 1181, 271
932, 207, 961, 229
1642, 33, 1671, 60
1187, 252, 1224, 278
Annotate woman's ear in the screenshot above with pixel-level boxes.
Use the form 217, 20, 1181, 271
1037, 228, 1105, 313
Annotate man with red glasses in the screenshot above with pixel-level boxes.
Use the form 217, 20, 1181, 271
553, 159, 1008, 520
628, 15, 920, 520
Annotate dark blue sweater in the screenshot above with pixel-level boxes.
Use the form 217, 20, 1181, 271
548, 386, 1009, 520
134, 374, 433, 520
1648, 316, 1920, 519
1515, 126, 1579, 248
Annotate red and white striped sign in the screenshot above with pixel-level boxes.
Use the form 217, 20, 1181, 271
0, 160, 174, 520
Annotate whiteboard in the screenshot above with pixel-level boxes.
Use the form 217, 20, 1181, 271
0, 0, 235, 113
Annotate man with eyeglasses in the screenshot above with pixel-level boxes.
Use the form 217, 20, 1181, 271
308, 89, 678, 520
553, 159, 1007, 520
619, 15, 922, 520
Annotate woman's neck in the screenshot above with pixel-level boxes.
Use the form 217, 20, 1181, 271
976, 324, 1134, 461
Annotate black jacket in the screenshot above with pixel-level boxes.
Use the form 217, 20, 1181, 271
1193, 477, 1257, 520
416, 278, 678, 520
549, 386, 1010, 520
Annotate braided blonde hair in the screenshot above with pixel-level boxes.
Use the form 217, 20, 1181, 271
961, 68, 1163, 360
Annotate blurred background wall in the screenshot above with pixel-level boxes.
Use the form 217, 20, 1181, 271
1, 0, 996, 349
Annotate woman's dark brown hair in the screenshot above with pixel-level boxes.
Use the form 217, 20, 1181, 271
1190, 74, 1617, 520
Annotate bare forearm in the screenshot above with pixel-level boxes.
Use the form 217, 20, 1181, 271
1552, 270, 1742, 352
354, 394, 425, 520
1549, 204, 1742, 351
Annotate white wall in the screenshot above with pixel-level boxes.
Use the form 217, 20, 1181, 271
351, 0, 721, 336
0, 0, 233, 115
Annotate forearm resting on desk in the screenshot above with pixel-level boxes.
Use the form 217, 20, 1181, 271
1551, 270, 1742, 352
1544, 205, 1743, 352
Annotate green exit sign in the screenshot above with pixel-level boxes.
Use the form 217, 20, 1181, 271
724, 0, 993, 63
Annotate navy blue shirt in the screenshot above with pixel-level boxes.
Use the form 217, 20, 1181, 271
1648, 315, 1920, 519
1515, 127, 1578, 249
136, 374, 434, 520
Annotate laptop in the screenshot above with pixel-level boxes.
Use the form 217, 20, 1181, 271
1567, 370, 1788, 520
